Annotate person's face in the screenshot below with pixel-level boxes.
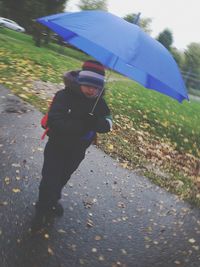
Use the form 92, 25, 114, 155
80, 85, 100, 98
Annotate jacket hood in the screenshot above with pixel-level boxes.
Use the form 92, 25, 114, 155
63, 70, 81, 95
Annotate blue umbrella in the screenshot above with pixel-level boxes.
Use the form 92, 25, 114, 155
37, 11, 189, 102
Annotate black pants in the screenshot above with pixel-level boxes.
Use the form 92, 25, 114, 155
38, 140, 85, 210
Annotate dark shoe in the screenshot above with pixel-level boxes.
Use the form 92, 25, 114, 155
49, 202, 64, 217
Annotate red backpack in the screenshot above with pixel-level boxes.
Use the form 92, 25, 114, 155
41, 97, 55, 140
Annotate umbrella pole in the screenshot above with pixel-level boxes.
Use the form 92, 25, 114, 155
89, 87, 105, 115
89, 69, 112, 115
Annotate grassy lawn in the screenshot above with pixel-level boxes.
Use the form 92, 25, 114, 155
1, 28, 200, 205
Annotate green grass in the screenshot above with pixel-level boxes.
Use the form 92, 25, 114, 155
107, 80, 200, 156
1, 28, 200, 205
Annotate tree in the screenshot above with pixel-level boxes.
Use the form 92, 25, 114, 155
45, 0, 67, 15
184, 43, 200, 71
78, 0, 108, 11
0, 0, 8, 15
123, 13, 152, 34
157, 28, 173, 50
170, 47, 185, 69
0, 0, 69, 32
42, 0, 68, 44
183, 42, 200, 90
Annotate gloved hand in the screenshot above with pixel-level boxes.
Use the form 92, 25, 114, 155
84, 113, 97, 130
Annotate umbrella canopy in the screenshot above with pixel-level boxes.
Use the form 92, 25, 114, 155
37, 11, 189, 102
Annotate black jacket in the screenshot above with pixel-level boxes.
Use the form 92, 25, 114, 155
47, 71, 112, 149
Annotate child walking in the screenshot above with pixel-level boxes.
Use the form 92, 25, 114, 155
32, 60, 112, 231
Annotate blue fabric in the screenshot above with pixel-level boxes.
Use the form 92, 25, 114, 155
81, 131, 95, 141
37, 11, 189, 102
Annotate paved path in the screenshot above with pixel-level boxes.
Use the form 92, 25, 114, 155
0, 85, 200, 267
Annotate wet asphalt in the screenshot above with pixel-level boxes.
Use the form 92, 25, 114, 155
0, 85, 200, 267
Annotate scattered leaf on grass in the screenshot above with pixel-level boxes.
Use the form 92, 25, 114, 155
19, 94, 29, 99
120, 162, 128, 168
108, 144, 114, 150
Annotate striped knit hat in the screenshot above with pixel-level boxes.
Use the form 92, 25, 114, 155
77, 60, 105, 89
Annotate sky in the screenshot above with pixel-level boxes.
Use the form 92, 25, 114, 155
66, 0, 200, 51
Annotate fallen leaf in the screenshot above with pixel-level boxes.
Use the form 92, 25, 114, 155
98, 255, 105, 261
188, 238, 196, 244
121, 249, 127, 255
95, 235, 102, 241
58, 229, 66, 233
12, 188, 21, 193
44, 234, 49, 239
108, 144, 114, 150
19, 94, 29, 99
0, 201, 8, 206
86, 219, 94, 228
174, 260, 181, 265
120, 162, 128, 168
47, 246, 54, 255
4, 177, 10, 185
117, 202, 126, 208
12, 163, 21, 168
